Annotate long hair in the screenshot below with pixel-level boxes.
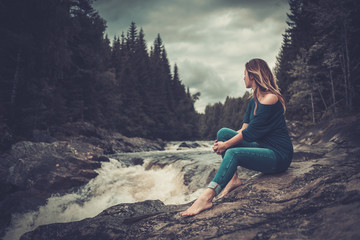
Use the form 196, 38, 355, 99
245, 58, 286, 115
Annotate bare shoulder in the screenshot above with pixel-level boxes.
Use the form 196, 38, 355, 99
260, 93, 278, 105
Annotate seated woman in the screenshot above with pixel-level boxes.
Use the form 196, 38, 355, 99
180, 58, 293, 216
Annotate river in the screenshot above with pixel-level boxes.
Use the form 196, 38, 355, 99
5, 141, 233, 240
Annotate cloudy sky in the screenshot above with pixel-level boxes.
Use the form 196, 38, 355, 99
93, 0, 290, 113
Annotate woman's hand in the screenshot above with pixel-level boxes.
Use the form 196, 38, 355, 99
212, 140, 228, 155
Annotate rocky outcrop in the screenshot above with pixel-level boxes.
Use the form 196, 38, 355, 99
20, 115, 360, 239
0, 140, 109, 237
20, 200, 174, 240
7, 140, 105, 192
45, 121, 166, 154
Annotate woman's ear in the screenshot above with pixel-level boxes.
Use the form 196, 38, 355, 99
249, 73, 254, 80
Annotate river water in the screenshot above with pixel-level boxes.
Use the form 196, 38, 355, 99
5, 141, 231, 240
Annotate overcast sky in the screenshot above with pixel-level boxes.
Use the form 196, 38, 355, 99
93, 0, 290, 113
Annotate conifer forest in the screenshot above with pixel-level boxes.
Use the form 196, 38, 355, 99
0, 0, 359, 148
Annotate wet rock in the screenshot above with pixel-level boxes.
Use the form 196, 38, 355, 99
7, 141, 103, 192
0, 140, 107, 238
131, 157, 144, 166
91, 155, 110, 162
49, 122, 166, 153
20, 200, 169, 240
177, 142, 201, 150
144, 155, 184, 170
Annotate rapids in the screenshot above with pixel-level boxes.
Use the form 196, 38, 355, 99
4, 141, 224, 240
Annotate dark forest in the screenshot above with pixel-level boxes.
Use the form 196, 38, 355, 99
0, 0, 200, 147
1, 0, 359, 149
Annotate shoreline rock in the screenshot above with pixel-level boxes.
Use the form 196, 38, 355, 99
46, 121, 166, 154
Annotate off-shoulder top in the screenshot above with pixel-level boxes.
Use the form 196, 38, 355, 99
242, 98, 293, 162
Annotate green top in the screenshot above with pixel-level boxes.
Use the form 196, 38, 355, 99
242, 98, 293, 162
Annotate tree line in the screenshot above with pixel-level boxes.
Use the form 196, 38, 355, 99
200, 92, 251, 140
274, 0, 360, 123
0, 0, 199, 148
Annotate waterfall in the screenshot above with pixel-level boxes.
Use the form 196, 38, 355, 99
4, 143, 214, 240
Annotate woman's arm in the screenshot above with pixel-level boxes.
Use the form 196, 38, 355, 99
213, 133, 244, 155
213, 123, 248, 155
237, 123, 248, 133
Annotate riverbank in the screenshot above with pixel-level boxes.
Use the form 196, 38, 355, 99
3, 115, 360, 239
0, 122, 166, 239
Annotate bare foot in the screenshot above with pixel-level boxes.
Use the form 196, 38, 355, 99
218, 173, 242, 198
180, 188, 215, 216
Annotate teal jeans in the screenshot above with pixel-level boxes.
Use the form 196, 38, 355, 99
208, 128, 284, 195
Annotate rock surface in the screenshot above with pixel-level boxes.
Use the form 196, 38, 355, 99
0, 140, 107, 237
47, 121, 166, 154
20, 115, 360, 239
177, 142, 201, 150
7, 141, 104, 192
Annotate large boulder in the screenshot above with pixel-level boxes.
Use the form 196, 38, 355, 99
20, 200, 170, 240
7, 141, 104, 192
48, 122, 166, 154
0, 140, 109, 238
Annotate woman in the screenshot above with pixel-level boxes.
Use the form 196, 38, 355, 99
180, 58, 293, 216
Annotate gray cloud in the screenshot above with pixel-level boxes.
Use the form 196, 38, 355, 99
93, 0, 289, 112
179, 60, 235, 113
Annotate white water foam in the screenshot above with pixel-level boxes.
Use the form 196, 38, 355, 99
4, 157, 203, 240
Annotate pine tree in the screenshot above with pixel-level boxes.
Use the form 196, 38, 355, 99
309, 0, 360, 112
111, 36, 122, 73
199, 92, 250, 139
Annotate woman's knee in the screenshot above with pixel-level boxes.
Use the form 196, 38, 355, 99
220, 149, 239, 171
223, 148, 236, 160
217, 128, 235, 141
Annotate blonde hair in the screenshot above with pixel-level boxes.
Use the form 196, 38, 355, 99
245, 58, 286, 115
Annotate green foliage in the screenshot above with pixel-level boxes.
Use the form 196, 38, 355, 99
200, 92, 251, 139
0, 1, 199, 141
275, 0, 360, 123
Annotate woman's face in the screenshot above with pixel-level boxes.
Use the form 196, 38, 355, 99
244, 69, 252, 88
